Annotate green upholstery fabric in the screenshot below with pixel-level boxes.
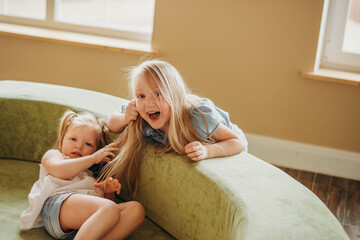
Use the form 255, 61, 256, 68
0, 80, 349, 240
0, 160, 49, 240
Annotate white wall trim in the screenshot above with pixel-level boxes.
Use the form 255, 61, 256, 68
246, 133, 360, 181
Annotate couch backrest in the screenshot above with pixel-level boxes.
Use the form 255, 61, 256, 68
0, 80, 128, 162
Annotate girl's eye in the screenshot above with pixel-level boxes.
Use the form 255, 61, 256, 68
86, 142, 93, 147
155, 92, 161, 97
71, 138, 76, 141
137, 94, 145, 99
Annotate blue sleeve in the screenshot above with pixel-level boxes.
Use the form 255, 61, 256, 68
189, 98, 223, 139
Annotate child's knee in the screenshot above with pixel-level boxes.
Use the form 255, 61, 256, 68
101, 201, 121, 221
127, 201, 145, 223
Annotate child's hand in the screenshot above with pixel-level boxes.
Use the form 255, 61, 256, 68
91, 142, 119, 164
185, 141, 208, 161
123, 99, 138, 124
93, 177, 121, 194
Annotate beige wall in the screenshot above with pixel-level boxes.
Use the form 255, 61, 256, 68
0, 0, 359, 153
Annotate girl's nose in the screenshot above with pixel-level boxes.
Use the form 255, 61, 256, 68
75, 141, 82, 149
146, 96, 157, 107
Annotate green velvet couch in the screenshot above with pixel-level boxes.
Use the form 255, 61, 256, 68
0, 80, 349, 240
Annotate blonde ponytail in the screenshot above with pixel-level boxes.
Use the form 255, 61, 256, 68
98, 117, 144, 197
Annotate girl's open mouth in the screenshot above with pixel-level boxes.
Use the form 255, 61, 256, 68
71, 152, 82, 157
149, 112, 160, 120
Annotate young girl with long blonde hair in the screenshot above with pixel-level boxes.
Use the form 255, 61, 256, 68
20, 111, 145, 240
103, 59, 248, 196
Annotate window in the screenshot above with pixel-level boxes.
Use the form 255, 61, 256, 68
0, 0, 155, 43
317, 0, 360, 73
0, 0, 46, 19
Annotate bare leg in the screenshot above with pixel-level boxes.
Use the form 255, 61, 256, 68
59, 194, 120, 240
102, 201, 145, 240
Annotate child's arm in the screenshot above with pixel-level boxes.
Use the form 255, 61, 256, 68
42, 142, 119, 179
185, 124, 244, 161
93, 177, 121, 201
107, 99, 138, 132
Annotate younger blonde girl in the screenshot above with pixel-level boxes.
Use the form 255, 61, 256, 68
103, 59, 248, 196
20, 111, 144, 240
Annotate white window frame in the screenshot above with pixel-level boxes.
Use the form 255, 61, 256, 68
0, 0, 152, 43
316, 0, 360, 73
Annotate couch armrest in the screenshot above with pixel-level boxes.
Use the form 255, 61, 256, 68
134, 143, 349, 240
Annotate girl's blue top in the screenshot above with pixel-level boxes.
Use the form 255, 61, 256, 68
140, 98, 248, 153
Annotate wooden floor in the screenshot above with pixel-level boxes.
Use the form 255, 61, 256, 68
277, 167, 360, 240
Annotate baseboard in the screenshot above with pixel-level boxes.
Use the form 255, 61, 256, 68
246, 133, 360, 181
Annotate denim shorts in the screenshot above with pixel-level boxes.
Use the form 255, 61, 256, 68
41, 192, 78, 240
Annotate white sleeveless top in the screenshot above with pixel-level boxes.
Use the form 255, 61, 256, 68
19, 163, 103, 230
